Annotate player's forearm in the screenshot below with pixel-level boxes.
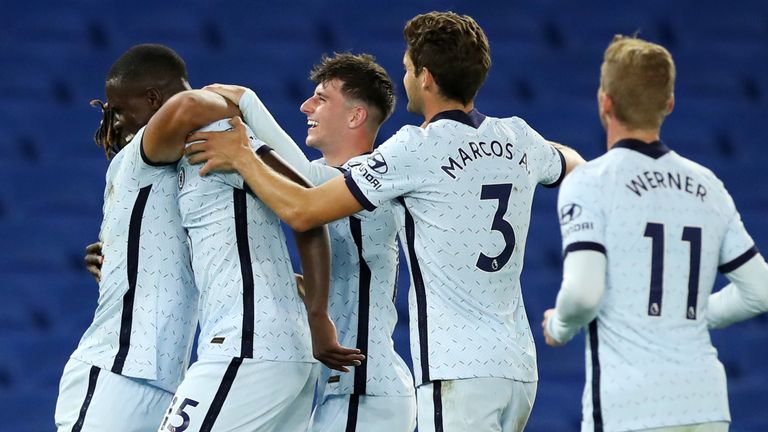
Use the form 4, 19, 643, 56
234, 149, 320, 232
549, 141, 586, 175
548, 250, 606, 343
240, 90, 313, 173
147, 90, 239, 163
708, 254, 768, 329
293, 226, 332, 317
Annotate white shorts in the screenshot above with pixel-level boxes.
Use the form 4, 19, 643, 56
309, 393, 416, 432
417, 378, 536, 432
157, 357, 318, 432
638, 423, 729, 432
55, 358, 173, 432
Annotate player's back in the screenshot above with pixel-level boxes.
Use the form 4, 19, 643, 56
72, 128, 198, 392
347, 110, 565, 384
177, 119, 313, 363
563, 140, 748, 430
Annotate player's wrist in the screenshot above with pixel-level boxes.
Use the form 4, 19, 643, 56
232, 146, 259, 174
238, 88, 257, 120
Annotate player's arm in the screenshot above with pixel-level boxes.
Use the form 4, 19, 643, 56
548, 141, 586, 176
204, 84, 338, 185
186, 117, 363, 231
258, 148, 364, 371
707, 252, 768, 329
142, 89, 240, 164
542, 249, 606, 346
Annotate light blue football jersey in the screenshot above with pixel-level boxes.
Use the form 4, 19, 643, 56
558, 139, 756, 432
345, 110, 565, 385
237, 89, 414, 398
314, 157, 414, 399
177, 119, 313, 363
72, 127, 198, 393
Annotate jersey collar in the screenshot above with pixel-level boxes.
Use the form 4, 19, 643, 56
428, 109, 486, 129
611, 138, 670, 159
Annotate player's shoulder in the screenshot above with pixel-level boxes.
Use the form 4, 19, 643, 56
570, 151, 616, 179
376, 124, 425, 155
668, 151, 731, 196
560, 152, 616, 193
670, 151, 719, 179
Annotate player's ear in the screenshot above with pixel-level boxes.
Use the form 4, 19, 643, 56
666, 94, 675, 115
600, 91, 613, 116
145, 87, 163, 110
420, 67, 434, 90
348, 105, 368, 129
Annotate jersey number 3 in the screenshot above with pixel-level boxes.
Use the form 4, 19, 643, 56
476, 184, 516, 272
644, 223, 702, 319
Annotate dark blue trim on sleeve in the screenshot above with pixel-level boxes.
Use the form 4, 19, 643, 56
542, 147, 567, 188
343, 170, 377, 211
611, 139, 670, 159
564, 241, 607, 258
718, 245, 759, 273
254, 144, 272, 155
140, 135, 177, 167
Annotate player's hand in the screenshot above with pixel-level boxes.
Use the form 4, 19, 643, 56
202, 84, 248, 106
185, 117, 253, 176
84, 241, 104, 283
542, 308, 565, 347
295, 274, 306, 300
308, 312, 365, 373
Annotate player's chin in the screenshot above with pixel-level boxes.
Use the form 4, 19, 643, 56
305, 135, 319, 149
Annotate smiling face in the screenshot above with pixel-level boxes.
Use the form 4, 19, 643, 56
299, 79, 355, 152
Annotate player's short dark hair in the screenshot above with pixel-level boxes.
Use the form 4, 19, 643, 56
309, 53, 395, 126
107, 43, 188, 86
404, 11, 491, 105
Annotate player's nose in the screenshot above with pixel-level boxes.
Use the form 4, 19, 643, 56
300, 97, 314, 114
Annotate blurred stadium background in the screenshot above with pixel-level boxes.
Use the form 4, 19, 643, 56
0, 0, 766, 430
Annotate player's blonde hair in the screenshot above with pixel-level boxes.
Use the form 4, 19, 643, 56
600, 35, 676, 130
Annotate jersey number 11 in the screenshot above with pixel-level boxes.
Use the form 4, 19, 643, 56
644, 223, 702, 320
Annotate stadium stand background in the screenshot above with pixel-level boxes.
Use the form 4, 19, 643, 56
0, 0, 766, 430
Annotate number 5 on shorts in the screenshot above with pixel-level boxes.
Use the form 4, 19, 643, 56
160, 397, 200, 432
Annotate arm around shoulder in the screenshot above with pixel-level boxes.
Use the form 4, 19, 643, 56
144, 90, 240, 164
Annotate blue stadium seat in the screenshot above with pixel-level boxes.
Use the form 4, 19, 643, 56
0, 388, 58, 432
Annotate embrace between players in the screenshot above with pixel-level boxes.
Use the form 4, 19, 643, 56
58, 10, 768, 432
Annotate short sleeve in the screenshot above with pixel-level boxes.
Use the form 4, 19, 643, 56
718, 210, 758, 273
344, 128, 421, 211
515, 119, 565, 187
557, 168, 607, 256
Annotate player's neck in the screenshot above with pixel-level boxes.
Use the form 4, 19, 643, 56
322, 136, 375, 166
606, 121, 661, 150
421, 96, 473, 127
